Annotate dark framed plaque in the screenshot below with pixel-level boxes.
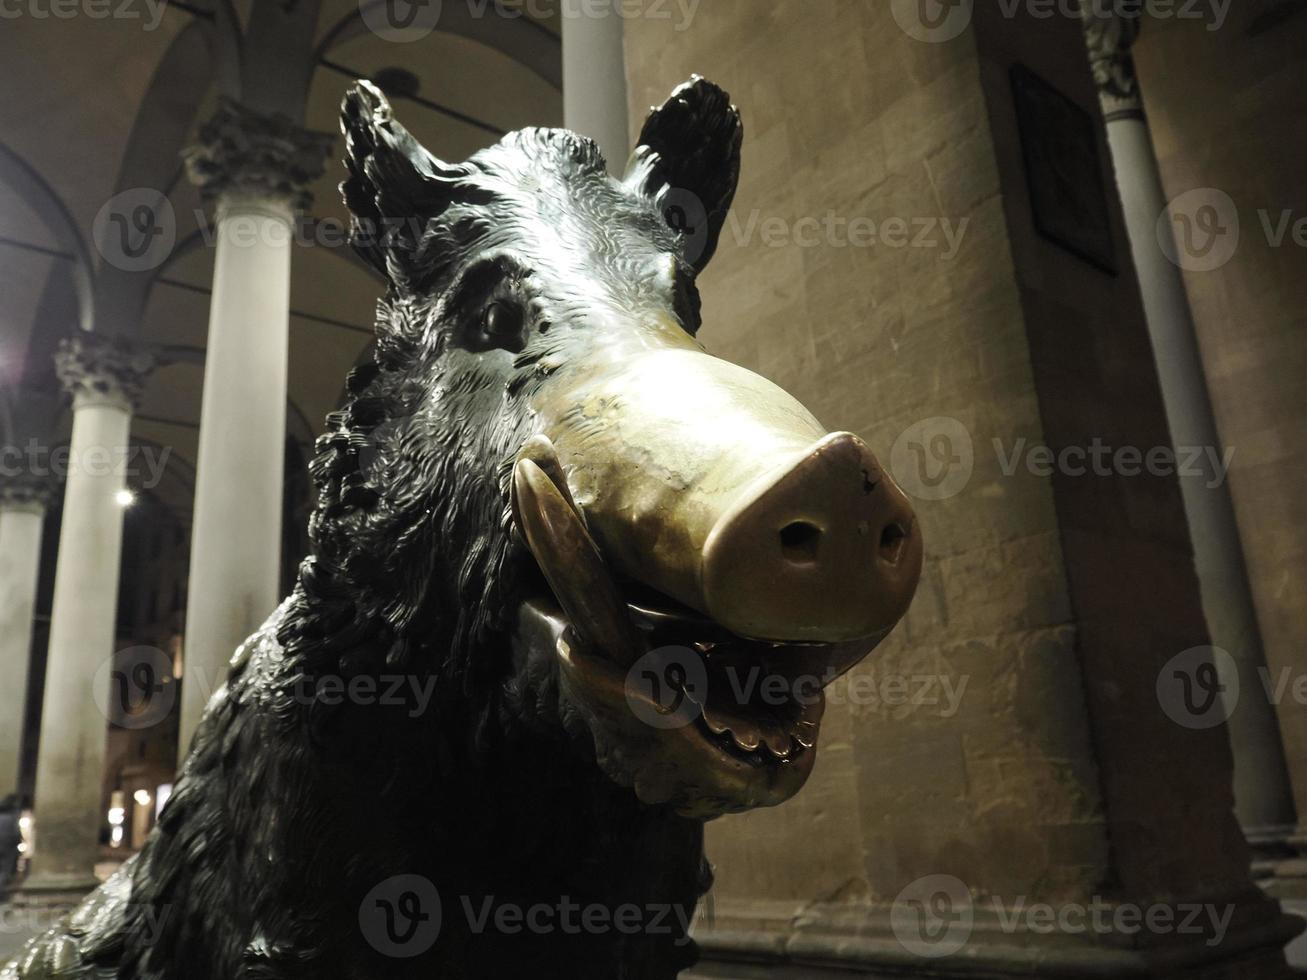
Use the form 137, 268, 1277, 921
1010, 64, 1118, 275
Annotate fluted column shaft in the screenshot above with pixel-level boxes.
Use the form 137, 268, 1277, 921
562, 4, 630, 171
23, 335, 152, 894
1081, 5, 1296, 846
0, 478, 53, 801
177, 101, 331, 751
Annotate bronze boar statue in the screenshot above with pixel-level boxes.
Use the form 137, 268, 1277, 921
3, 76, 920, 980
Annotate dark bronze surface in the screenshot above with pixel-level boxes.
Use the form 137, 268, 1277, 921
6, 76, 919, 980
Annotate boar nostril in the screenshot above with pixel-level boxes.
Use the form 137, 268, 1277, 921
879, 521, 909, 565
779, 521, 822, 564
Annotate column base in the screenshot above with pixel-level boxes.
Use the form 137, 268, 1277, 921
689, 891, 1302, 979
10, 871, 99, 907
1258, 827, 1307, 901
1246, 823, 1298, 884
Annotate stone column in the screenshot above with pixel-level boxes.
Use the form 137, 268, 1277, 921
177, 101, 331, 752
1081, 6, 1297, 856
562, 1, 630, 171
21, 334, 153, 897
0, 474, 55, 801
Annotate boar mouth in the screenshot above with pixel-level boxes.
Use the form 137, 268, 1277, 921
622, 585, 834, 762
510, 436, 885, 812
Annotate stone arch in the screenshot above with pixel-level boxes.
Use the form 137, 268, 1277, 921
315, 2, 562, 90
0, 143, 95, 334
94, 20, 217, 340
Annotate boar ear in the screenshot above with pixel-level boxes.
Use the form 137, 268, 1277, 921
340, 80, 473, 285
624, 76, 743, 272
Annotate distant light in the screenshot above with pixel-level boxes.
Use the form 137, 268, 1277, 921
110, 825, 124, 847
16, 842, 25, 853
18, 816, 30, 830
115, 489, 135, 508
107, 807, 124, 826
133, 789, 151, 806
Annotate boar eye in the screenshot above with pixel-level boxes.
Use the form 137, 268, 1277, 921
484, 302, 521, 338
466, 300, 526, 353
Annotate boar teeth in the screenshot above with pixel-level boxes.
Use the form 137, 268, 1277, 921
702, 702, 799, 758
793, 721, 818, 749
730, 727, 762, 752
762, 729, 793, 759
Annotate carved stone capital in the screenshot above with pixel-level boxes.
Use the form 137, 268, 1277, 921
54, 333, 155, 411
1080, 0, 1144, 121
184, 99, 334, 213
0, 471, 57, 512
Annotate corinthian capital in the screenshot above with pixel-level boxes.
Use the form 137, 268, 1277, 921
0, 471, 57, 512
1080, 0, 1144, 121
54, 332, 155, 411
185, 99, 335, 212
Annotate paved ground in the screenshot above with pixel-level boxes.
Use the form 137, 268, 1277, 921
1, 895, 1306, 973
0, 915, 43, 964
0, 859, 122, 966
1283, 900, 1307, 969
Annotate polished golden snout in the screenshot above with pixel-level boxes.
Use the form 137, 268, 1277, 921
530, 346, 921, 644
702, 431, 921, 641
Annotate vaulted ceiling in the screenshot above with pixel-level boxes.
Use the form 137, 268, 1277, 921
0, 0, 562, 517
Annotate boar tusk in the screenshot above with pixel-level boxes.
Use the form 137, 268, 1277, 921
512, 457, 641, 669
513, 434, 584, 526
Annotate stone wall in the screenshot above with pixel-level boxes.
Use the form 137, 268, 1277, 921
624, 1, 1291, 975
